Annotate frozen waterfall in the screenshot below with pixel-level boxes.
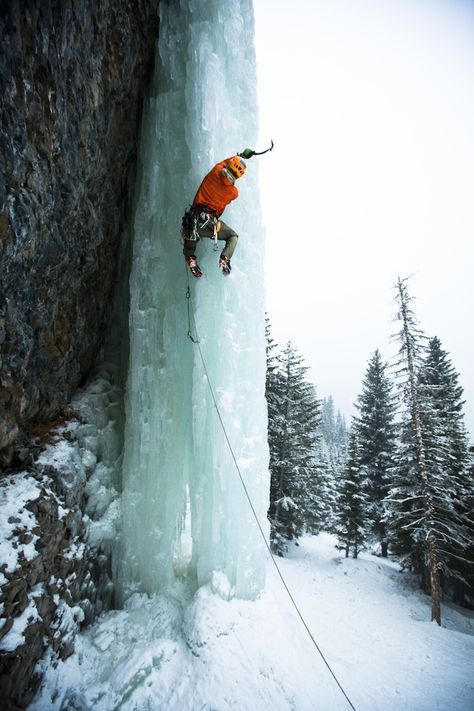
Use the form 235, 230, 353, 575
115, 0, 269, 603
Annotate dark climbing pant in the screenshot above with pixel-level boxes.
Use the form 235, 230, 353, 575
183, 219, 238, 261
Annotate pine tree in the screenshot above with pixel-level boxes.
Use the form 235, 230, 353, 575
457, 449, 474, 606
314, 445, 340, 533
418, 337, 469, 486
266, 340, 322, 555
335, 427, 369, 558
354, 349, 397, 556
386, 277, 442, 624
321, 396, 336, 446
335, 410, 349, 458
417, 337, 473, 601
265, 317, 284, 479
300, 436, 328, 537
265, 318, 286, 554
318, 398, 348, 532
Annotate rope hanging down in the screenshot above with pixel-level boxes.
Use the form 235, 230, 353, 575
185, 286, 199, 343
184, 283, 357, 711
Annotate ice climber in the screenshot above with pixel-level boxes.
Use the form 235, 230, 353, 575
181, 155, 247, 278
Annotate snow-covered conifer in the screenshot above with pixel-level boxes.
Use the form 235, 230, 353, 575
316, 398, 348, 531
265, 317, 284, 476
335, 410, 349, 456
266, 339, 322, 554
335, 427, 369, 558
354, 349, 397, 556
417, 336, 473, 601
386, 277, 442, 623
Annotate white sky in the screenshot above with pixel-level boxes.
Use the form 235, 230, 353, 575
254, 0, 474, 437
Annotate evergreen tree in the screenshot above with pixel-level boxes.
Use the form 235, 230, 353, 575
417, 337, 473, 601
386, 277, 442, 623
314, 445, 340, 533
335, 427, 369, 558
317, 399, 348, 533
266, 340, 322, 555
418, 336, 470, 487
265, 317, 284, 480
321, 396, 336, 446
335, 410, 349, 457
354, 349, 397, 556
457, 448, 474, 606
301, 441, 328, 536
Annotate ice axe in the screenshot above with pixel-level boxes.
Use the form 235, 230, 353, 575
238, 140, 274, 160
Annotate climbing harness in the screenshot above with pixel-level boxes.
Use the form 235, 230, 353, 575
238, 139, 274, 160
183, 282, 357, 711
182, 206, 220, 249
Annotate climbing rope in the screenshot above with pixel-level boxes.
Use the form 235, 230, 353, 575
185, 288, 199, 343
184, 261, 200, 343
184, 280, 357, 711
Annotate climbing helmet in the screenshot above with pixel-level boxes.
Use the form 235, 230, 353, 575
227, 156, 247, 179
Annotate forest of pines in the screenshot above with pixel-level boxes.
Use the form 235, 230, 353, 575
265, 279, 474, 624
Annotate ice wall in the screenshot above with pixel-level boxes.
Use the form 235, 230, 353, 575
115, 0, 269, 603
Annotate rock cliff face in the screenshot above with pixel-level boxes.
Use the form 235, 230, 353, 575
0, 2, 159, 706
0, 0, 159, 465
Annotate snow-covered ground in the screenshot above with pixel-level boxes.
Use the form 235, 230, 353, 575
30, 533, 474, 711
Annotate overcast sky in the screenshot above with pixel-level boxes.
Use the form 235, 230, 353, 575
253, 0, 474, 437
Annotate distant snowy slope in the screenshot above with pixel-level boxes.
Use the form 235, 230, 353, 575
276, 534, 474, 711
30, 533, 474, 710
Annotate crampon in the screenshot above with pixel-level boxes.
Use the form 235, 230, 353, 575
186, 255, 202, 278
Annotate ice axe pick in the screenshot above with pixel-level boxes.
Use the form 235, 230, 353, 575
238, 140, 274, 160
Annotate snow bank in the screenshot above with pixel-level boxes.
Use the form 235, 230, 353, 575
29, 533, 474, 710
0, 474, 41, 587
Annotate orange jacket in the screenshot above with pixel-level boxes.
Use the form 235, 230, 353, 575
192, 157, 239, 216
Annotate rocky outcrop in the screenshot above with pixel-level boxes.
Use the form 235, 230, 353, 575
0, 472, 91, 709
0, 369, 122, 710
0, 1, 159, 705
0, 454, 99, 709
0, 0, 159, 466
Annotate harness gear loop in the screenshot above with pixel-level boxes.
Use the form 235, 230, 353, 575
182, 206, 220, 244
192, 207, 220, 250
198, 210, 218, 230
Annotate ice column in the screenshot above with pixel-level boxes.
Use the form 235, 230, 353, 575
116, 0, 269, 602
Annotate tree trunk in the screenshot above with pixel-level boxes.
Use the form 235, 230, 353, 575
380, 522, 388, 557
397, 277, 442, 625
428, 534, 441, 624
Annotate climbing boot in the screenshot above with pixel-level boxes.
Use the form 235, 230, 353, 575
187, 255, 202, 278
219, 255, 231, 276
